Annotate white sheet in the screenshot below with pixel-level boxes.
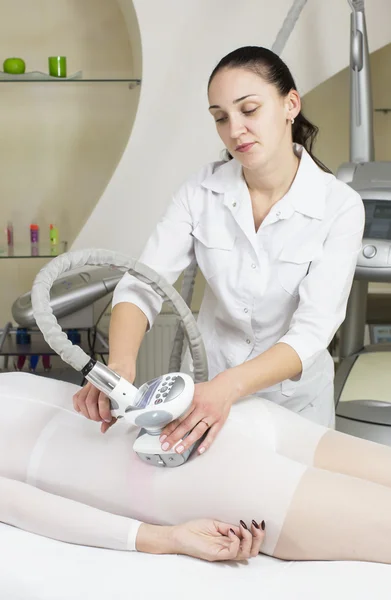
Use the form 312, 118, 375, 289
1, 523, 388, 600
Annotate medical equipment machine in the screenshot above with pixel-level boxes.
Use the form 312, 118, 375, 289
335, 0, 391, 444
12, 266, 123, 329
31, 249, 209, 467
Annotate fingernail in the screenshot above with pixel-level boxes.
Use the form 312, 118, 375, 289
252, 520, 260, 529
104, 419, 111, 423
199, 447, 205, 454
161, 442, 170, 451
160, 434, 167, 443
240, 520, 248, 530
176, 445, 184, 453
229, 528, 236, 535
261, 520, 266, 531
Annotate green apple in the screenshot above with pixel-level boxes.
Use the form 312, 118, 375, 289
3, 58, 26, 74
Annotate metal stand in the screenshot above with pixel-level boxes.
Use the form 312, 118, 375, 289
339, 280, 368, 359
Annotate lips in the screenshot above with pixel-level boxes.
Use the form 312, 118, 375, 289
235, 142, 255, 152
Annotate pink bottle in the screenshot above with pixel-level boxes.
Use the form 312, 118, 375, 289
30, 224, 39, 244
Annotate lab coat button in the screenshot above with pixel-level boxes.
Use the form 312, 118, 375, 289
276, 211, 281, 217
246, 339, 251, 344
251, 263, 256, 269
244, 308, 249, 314
232, 202, 237, 207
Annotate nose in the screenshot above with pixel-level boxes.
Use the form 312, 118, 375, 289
228, 115, 247, 140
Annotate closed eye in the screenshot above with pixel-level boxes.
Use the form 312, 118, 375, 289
242, 108, 258, 116
215, 107, 259, 123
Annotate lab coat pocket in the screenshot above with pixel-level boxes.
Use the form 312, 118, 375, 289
277, 245, 318, 297
192, 223, 236, 280
281, 378, 300, 397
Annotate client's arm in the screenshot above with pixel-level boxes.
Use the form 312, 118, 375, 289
0, 476, 264, 560
0, 475, 146, 552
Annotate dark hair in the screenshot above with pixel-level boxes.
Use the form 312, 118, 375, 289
208, 46, 331, 173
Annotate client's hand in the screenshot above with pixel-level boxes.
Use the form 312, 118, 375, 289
73, 362, 136, 433
172, 518, 266, 562
159, 373, 240, 456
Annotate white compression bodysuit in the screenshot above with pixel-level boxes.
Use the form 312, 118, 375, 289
0, 371, 329, 555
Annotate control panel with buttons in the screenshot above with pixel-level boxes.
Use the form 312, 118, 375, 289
128, 374, 186, 411
356, 239, 391, 281
357, 199, 391, 281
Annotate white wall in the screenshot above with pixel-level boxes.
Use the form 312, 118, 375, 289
74, 0, 391, 257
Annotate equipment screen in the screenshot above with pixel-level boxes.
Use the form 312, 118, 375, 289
134, 377, 162, 409
364, 200, 391, 240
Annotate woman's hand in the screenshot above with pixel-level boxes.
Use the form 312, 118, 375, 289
73, 362, 136, 433
159, 372, 241, 456
172, 518, 266, 562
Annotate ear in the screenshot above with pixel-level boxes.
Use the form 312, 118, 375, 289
285, 90, 301, 121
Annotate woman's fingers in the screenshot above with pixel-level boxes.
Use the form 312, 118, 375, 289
237, 521, 253, 559
84, 385, 103, 421
159, 405, 194, 440
249, 520, 266, 557
100, 416, 117, 434
172, 420, 211, 454
196, 422, 220, 455
73, 382, 99, 420
226, 520, 266, 561
73, 384, 91, 419
214, 519, 265, 561
160, 417, 181, 440
225, 528, 241, 557
73, 384, 115, 427
98, 392, 113, 424
160, 411, 203, 450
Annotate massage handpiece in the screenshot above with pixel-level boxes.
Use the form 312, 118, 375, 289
82, 359, 194, 433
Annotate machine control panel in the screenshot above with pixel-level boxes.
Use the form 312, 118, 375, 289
356, 199, 391, 281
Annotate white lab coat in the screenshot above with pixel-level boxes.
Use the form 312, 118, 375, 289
113, 145, 365, 427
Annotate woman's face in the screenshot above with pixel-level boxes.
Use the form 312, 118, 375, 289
208, 67, 299, 170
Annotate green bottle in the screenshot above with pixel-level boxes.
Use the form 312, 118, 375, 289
50, 224, 59, 245
50, 224, 59, 255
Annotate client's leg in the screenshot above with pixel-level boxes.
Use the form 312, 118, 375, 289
313, 430, 391, 488
274, 466, 391, 563
261, 397, 391, 488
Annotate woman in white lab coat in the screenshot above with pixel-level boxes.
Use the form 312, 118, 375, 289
74, 46, 365, 456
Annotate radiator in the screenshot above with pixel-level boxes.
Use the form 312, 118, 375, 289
134, 313, 180, 386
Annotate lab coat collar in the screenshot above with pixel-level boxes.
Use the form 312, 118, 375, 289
288, 144, 328, 220
201, 144, 329, 221
201, 157, 243, 193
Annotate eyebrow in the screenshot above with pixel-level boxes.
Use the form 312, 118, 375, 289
208, 94, 258, 110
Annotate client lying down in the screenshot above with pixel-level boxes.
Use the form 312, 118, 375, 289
1, 371, 391, 563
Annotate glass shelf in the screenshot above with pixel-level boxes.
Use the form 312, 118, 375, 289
0, 78, 141, 88
0, 241, 68, 259
0, 327, 108, 357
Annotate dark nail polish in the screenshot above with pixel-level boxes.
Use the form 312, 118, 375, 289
261, 520, 266, 531
230, 528, 235, 535
240, 520, 248, 530
252, 519, 260, 529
